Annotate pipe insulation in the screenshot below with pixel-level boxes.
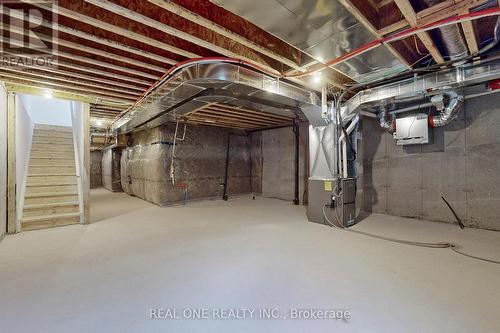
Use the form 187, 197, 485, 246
429, 91, 464, 127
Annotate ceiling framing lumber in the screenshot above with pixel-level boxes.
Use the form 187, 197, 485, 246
0, 74, 137, 102
393, 0, 445, 64
182, 102, 294, 130
0, 28, 165, 74
461, 11, 479, 53
0, 67, 142, 96
338, 0, 412, 68
0, 51, 153, 86
0, 35, 160, 80
6, 83, 131, 108
2, 4, 176, 65
25, 1, 199, 59
416, 0, 489, 24
84, 0, 285, 75
377, 0, 491, 36
0, 61, 145, 91
146, 0, 300, 69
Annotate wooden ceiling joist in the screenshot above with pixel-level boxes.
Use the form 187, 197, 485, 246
461, 12, 480, 53
0, 75, 135, 102
203, 107, 285, 124
1, 4, 176, 65
393, 0, 445, 64
0, 61, 145, 91
83, 0, 349, 90
1, 10, 170, 72
416, 0, 490, 24
0, 67, 142, 96
182, 102, 294, 130
209, 104, 293, 121
26, 1, 198, 58
197, 109, 280, 125
338, 0, 412, 68
0, 36, 160, 81
0, 49, 153, 86
84, 0, 283, 75
146, 0, 300, 69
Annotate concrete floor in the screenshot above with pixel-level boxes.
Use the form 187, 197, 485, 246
1, 188, 500, 333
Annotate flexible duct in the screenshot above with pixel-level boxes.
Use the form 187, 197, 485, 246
429, 91, 464, 127
378, 106, 395, 132
421, 0, 468, 60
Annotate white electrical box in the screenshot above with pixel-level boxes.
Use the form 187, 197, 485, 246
394, 113, 430, 145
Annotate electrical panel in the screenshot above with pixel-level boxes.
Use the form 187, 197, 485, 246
394, 113, 430, 145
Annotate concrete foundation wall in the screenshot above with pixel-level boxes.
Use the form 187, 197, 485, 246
120, 124, 252, 206
102, 148, 122, 192
90, 150, 103, 188
361, 93, 500, 231
253, 123, 308, 204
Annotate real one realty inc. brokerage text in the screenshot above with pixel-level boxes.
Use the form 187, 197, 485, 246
150, 308, 351, 320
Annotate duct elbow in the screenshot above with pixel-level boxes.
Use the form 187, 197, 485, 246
379, 106, 395, 132
429, 91, 464, 128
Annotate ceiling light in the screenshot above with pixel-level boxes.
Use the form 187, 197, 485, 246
43, 89, 53, 99
96, 120, 103, 126
316, 56, 324, 63
312, 72, 322, 84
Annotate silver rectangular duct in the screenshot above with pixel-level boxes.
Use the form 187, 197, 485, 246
309, 124, 337, 180
341, 60, 500, 122
112, 62, 325, 133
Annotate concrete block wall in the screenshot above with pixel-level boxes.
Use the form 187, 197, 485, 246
361, 93, 500, 231
90, 150, 103, 188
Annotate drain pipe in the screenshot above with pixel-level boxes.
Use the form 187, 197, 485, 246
428, 91, 464, 127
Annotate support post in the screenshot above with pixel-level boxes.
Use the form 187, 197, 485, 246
293, 120, 300, 205
82, 103, 90, 224
222, 134, 230, 201
7, 92, 16, 233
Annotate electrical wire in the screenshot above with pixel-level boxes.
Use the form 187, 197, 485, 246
322, 205, 500, 265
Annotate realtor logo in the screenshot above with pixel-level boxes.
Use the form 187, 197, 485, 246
0, 0, 58, 67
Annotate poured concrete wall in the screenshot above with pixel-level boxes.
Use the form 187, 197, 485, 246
90, 151, 102, 188
361, 93, 500, 231
120, 124, 252, 206
102, 148, 122, 192
255, 123, 308, 204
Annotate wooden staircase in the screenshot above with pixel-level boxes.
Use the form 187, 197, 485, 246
22, 124, 81, 231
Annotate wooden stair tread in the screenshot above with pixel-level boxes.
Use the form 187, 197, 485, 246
30, 164, 76, 167
29, 173, 76, 176
22, 212, 80, 223
34, 125, 72, 131
31, 148, 74, 153
24, 201, 79, 209
30, 157, 75, 159
25, 191, 78, 198
27, 182, 77, 187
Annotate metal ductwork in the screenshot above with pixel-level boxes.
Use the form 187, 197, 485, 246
429, 91, 464, 127
421, 0, 468, 60
341, 59, 500, 122
378, 106, 395, 132
112, 61, 324, 133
